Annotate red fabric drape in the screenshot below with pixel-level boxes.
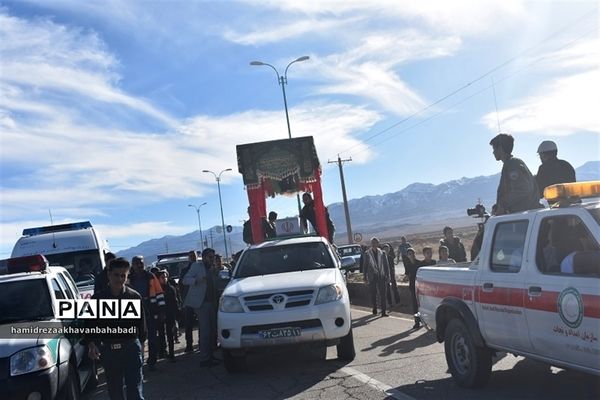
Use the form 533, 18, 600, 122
247, 186, 266, 244
311, 168, 329, 242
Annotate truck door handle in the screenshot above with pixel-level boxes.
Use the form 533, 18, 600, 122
528, 286, 542, 297
482, 282, 494, 292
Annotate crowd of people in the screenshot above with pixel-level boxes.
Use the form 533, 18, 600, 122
359, 226, 467, 329
83, 135, 577, 399
87, 247, 236, 399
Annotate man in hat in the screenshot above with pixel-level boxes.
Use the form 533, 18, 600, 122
535, 140, 576, 198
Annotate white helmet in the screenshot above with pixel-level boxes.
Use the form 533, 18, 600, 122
537, 140, 557, 154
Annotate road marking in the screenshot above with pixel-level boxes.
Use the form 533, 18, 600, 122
340, 366, 416, 400
351, 307, 415, 322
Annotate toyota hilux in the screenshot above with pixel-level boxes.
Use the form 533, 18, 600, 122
217, 236, 356, 372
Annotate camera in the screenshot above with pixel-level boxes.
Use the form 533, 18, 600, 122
466, 204, 486, 218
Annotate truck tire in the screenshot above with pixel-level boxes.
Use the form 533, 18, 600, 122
223, 348, 246, 373
444, 318, 492, 388
337, 328, 356, 361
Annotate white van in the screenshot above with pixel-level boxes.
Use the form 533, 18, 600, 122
11, 221, 110, 298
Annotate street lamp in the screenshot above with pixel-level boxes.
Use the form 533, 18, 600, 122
250, 56, 309, 139
250, 55, 310, 214
188, 202, 207, 250
202, 168, 232, 260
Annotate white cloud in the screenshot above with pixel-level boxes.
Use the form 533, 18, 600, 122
483, 37, 600, 136
299, 31, 461, 116
236, 0, 526, 37
223, 17, 358, 45
483, 70, 600, 135
96, 222, 192, 240
0, 12, 176, 127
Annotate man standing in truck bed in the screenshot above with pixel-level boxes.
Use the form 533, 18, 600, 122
489, 133, 541, 215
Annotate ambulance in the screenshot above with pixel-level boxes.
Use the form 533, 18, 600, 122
416, 181, 600, 388
11, 221, 110, 298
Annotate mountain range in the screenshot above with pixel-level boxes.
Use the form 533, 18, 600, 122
117, 161, 599, 262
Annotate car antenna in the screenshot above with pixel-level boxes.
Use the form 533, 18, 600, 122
49, 209, 57, 248
491, 76, 502, 133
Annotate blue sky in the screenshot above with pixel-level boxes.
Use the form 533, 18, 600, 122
1, 0, 599, 256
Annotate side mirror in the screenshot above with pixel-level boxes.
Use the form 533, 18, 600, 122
340, 256, 356, 271
219, 269, 231, 281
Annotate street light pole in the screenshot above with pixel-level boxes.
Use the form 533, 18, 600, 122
203, 168, 232, 260
250, 56, 309, 214
188, 202, 207, 250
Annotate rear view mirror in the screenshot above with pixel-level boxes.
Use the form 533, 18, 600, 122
340, 256, 356, 271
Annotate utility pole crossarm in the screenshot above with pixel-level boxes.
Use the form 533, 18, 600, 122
328, 156, 353, 245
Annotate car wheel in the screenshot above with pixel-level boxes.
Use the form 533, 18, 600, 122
444, 318, 492, 388
337, 328, 356, 361
223, 348, 246, 373
58, 363, 81, 400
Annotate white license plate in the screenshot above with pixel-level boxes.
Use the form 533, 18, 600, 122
259, 327, 301, 339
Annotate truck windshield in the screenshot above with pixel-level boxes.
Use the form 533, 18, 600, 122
44, 250, 102, 283
235, 242, 335, 278
338, 246, 361, 256
0, 280, 54, 324
157, 260, 189, 279
586, 207, 600, 226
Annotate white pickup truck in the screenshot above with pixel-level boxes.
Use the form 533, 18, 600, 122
217, 236, 356, 373
417, 181, 600, 388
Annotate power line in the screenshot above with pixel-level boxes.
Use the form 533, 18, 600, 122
349, 25, 597, 156
331, 8, 597, 159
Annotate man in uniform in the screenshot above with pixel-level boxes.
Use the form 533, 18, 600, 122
489, 133, 541, 215
535, 140, 576, 198
87, 257, 147, 400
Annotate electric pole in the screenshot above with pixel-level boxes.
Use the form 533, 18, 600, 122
328, 155, 353, 245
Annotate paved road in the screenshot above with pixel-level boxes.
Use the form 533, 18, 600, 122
84, 307, 599, 400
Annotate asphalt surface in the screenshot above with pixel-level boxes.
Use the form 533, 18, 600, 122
83, 307, 599, 400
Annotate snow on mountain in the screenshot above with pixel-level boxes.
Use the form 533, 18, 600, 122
117, 161, 598, 260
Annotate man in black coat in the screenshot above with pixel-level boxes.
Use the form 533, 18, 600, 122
440, 226, 467, 262
535, 140, 576, 198
300, 193, 335, 243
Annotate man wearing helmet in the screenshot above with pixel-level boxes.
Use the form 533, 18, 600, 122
535, 140, 576, 198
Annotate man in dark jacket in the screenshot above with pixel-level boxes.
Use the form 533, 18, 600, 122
180, 251, 199, 352
156, 270, 180, 361
242, 207, 255, 245
300, 193, 335, 243
440, 226, 467, 262
535, 140, 576, 198
490, 133, 541, 215
263, 211, 277, 239
86, 258, 147, 400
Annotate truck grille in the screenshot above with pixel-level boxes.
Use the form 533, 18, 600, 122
243, 290, 314, 311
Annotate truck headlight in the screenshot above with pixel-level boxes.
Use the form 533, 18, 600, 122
219, 296, 244, 313
315, 284, 343, 304
10, 345, 56, 376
